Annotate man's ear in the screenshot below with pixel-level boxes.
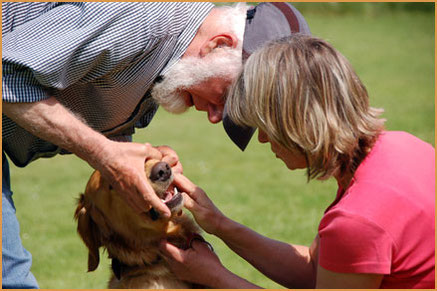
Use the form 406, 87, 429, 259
200, 34, 238, 57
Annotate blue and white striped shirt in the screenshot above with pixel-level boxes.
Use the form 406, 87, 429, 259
2, 2, 214, 167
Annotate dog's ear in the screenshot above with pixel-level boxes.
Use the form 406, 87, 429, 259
74, 194, 102, 272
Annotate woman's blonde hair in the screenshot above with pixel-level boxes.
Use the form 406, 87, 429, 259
226, 34, 385, 180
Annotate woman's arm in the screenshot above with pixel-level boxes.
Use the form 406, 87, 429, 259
165, 174, 384, 288
167, 174, 318, 288
215, 216, 318, 288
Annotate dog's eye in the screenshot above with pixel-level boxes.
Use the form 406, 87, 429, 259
149, 208, 160, 221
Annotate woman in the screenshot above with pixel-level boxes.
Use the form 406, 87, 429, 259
160, 35, 435, 288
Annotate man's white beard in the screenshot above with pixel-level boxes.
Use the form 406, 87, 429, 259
151, 48, 242, 114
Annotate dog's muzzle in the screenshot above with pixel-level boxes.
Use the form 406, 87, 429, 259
149, 162, 172, 183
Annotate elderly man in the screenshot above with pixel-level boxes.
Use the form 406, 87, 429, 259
2, 2, 309, 288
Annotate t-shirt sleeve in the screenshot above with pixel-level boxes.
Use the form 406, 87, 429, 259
318, 210, 394, 274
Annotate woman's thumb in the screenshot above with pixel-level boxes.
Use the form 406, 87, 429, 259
183, 192, 196, 211
159, 240, 185, 262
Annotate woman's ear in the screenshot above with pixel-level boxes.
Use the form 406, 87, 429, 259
200, 34, 238, 57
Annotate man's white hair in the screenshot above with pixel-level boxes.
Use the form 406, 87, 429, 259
151, 3, 247, 114
214, 3, 247, 49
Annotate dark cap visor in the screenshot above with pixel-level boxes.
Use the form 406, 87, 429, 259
223, 2, 310, 151
222, 113, 256, 151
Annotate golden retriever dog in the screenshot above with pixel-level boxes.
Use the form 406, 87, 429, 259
74, 159, 207, 289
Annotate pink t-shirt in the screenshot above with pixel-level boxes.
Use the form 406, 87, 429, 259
318, 131, 435, 289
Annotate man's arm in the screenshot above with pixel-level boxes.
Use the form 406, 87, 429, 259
3, 96, 171, 217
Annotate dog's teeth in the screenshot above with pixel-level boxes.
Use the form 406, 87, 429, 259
174, 187, 178, 194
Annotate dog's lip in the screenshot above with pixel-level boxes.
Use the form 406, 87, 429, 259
164, 187, 183, 211
161, 186, 176, 203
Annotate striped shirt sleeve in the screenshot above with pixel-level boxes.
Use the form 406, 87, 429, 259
2, 2, 213, 103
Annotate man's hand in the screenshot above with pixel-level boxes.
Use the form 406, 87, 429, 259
173, 174, 224, 235
156, 145, 183, 175
95, 141, 171, 218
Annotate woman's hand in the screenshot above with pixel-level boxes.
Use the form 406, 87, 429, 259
173, 174, 225, 235
160, 239, 262, 289
159, 239, 227, 287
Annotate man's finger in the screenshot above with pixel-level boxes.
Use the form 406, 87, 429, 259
156, 145, 174, 154
171, 161, 183, 175
124, 191, 149, 214
162, 154, 178, 166
137, 178, 171, 218
144, 143, 163, 161
157, 145, 179, 166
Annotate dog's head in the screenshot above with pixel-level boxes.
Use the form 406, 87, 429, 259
74, 159, 185, 272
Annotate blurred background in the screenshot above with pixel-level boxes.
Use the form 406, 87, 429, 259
9, 2, 434, 288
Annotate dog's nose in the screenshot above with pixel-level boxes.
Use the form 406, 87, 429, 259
149, 162, 172, 182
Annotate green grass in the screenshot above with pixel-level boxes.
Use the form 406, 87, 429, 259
9, 9, 434, 289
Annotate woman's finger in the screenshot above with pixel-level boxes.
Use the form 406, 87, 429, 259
174, 173, 197, 194
159, 240, 186, 263
190, 238, 215, 253
182, 192, 196, 210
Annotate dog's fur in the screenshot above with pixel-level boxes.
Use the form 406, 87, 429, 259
74, 159, 202, 289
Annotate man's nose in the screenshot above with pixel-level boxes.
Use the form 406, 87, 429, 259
207, 103, 223, 124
